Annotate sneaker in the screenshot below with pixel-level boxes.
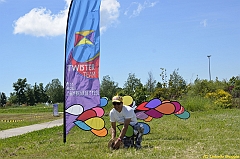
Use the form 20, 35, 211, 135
135, 144, 141, 149
124, 145, 130, 149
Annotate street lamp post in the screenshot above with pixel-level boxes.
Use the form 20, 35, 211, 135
207, 55, 211, 81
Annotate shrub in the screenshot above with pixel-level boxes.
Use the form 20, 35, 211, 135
232, 98, 240, 108
205, 89, 233, 108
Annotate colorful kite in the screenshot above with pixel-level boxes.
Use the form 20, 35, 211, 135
64, 0, 103, 142
65, 98, 108, 137
135, 98, 190, 121
116, 96, 190, 137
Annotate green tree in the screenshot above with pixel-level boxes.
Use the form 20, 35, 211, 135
39, 83, 49, 103
8, 92, 18, 105
233, 80, 240, 98
214, 77, 229, 91
33, 83, 41, 104
168, 69, 187, 99
0, 92, 7, 107
45, 79, 64, 103
159, 68, 168, 88
188, 78, 228, 97
100, 75, 119, 100
123, 73, 142, 97
188, 79, 214, 97
156, 82, 162, 88
13, 78, 27, 105
229, 76, 240, 98
134, 84, 148, 105
151, 68, 187, 100
145, 71, 156, 96
151, 68, 170, 100
25, 84, 35, 106
151, 87, 169, 100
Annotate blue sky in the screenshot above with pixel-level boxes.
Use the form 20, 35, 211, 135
0, 0, 240, 97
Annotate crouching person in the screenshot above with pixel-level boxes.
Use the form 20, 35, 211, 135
109, 95, 144, 149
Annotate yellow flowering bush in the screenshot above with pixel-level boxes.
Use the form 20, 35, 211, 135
205, 89, 232, 108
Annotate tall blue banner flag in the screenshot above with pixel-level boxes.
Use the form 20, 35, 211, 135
64, 0, 101, 141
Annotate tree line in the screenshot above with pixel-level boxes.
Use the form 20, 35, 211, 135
101, 69, 240, 108
0, 78, 63, 106
1, 68, 240, 108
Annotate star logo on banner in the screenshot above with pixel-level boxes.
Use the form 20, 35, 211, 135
74, 30, 94, 47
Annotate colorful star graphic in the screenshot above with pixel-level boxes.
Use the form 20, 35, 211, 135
74, 30, 94, 47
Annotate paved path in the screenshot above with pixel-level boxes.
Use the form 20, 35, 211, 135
0, 119, 63, 139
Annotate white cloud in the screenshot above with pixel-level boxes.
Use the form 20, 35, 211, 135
0, 0, 6, 3
200, 19, 208, 27
100, 0, 120, 33
13, 7, 68, 37
124, 0, 158, 18
13, 0, 120, 37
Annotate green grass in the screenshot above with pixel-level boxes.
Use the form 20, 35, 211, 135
179, 96, 219, 111
1, 108, 239, 159
0, 113, 62, 130
0, 104, 63, 130
0, 103, 64, 114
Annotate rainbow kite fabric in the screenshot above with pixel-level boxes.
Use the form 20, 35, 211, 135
135, 98, 190, 121
64, 0, 102, 142
116, 96, 190, 138
65, 100, 108, 137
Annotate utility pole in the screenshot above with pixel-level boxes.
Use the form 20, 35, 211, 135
207, 55, 211, 81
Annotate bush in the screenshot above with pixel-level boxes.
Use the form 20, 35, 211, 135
232, 98, 240, 108
205, 89, 233, 108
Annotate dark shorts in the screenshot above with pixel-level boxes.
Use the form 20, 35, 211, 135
123, 123, 144, 148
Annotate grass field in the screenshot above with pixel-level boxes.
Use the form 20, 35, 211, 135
0, 104, 62, 130
0, 106, 239, 159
